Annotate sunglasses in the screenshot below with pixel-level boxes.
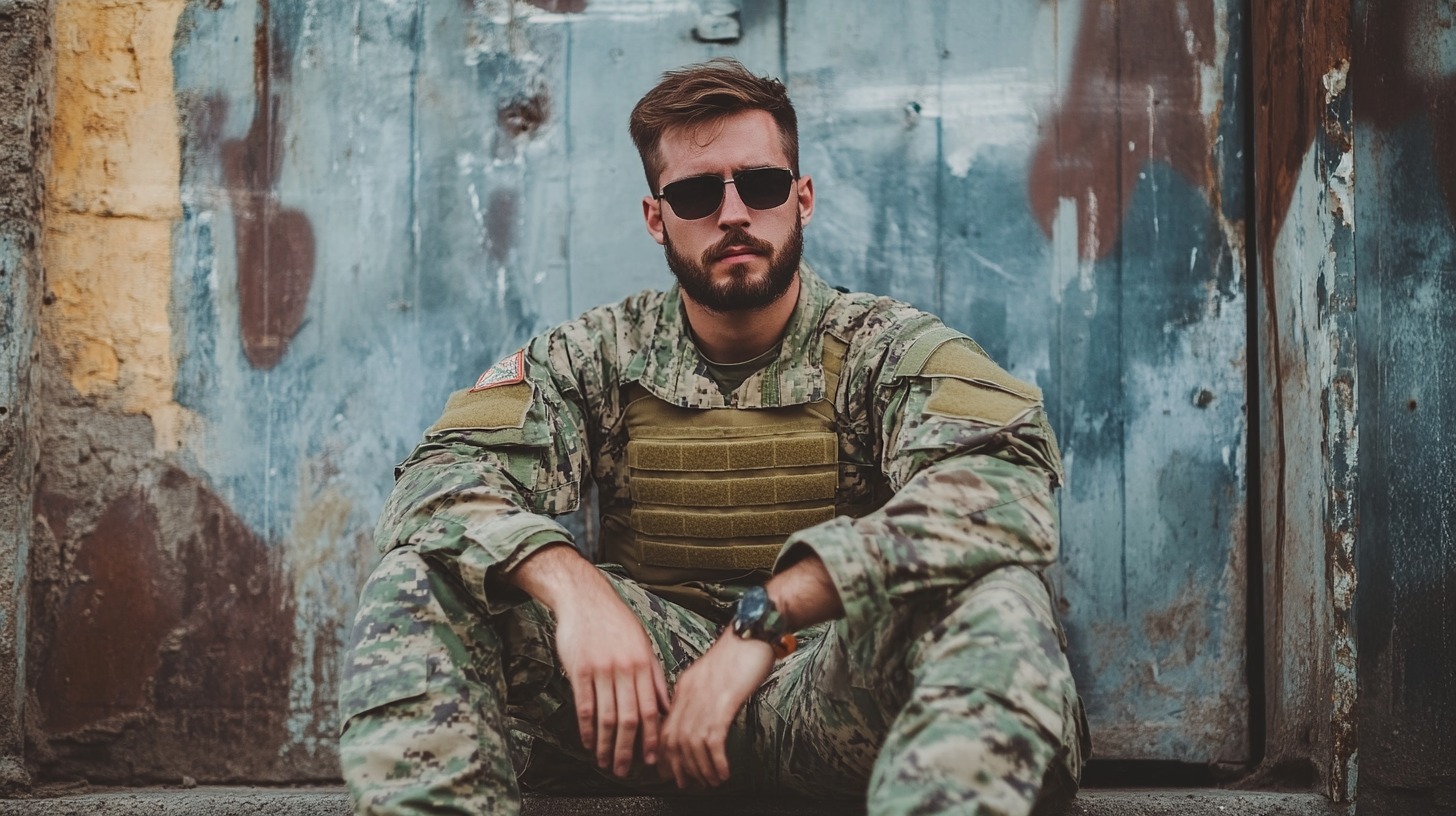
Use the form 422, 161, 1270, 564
655, 167, 798, 221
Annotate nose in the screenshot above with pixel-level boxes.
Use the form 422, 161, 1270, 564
715, 177, 752, 228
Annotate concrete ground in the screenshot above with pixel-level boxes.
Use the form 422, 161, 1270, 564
0, 786, 1346, 815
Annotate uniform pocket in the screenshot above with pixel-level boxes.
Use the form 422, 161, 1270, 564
338, 657, 430, 736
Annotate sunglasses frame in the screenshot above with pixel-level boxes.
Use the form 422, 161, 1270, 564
655, 166, 799, 221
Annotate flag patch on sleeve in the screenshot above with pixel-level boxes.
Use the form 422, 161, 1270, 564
470, 350, 526, 392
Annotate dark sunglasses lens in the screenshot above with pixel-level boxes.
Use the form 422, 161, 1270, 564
735, 168, 795, 210
663, 176, 725, 220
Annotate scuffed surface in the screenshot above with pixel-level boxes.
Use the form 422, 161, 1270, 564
1353, 0, 1456, 807
27, 0, 1252, 782
0, 0, 56, 789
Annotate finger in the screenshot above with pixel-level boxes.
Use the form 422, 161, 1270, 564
708, 727, 731, 785
636, 672, 661, 766
661, 723, 687, 789
594, 675, 616, 769
572, 675, 596, 752
653, 662, 672, 714
612, 673, 640, 777
688, 738, 716, 788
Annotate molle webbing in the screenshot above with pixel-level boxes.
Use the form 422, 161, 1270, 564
607, 339, 847, 576
623, 421, 837, 570
628, 435, 836, 472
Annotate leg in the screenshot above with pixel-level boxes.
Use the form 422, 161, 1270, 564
520, 569, 782, 796
868, 566, 1086, 816
761, 566, 1085, 814
338, 549, 751, 812
338, 547, 523, 815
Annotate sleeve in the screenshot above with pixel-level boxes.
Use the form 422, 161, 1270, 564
373, 330, 592, 614
775, 325, 1064, 638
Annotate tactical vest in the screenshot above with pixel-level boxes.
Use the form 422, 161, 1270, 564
600, 337, 856, 618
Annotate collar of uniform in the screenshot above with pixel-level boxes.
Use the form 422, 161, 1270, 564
626, 265, 837, 409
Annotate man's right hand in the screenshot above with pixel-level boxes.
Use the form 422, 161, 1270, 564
506, 543, 671, 777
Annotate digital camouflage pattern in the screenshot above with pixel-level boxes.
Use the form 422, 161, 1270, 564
342, 266, 1089, 814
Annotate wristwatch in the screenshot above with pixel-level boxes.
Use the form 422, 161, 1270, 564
730, 586, 797, 659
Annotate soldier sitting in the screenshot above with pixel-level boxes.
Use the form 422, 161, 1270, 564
339, 58, 1089, 816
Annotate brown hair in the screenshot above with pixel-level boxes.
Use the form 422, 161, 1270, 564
629, 58, 799, 192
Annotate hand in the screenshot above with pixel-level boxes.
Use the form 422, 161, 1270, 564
553, 592, 672, 777
507, 544, 671, 777
659, 633, 775, 789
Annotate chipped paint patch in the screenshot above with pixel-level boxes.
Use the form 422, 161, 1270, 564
1323, 59, 1350, 104
1330, 150, 1355, 229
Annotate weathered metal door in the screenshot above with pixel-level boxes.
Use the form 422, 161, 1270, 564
34, 0, 1248, 779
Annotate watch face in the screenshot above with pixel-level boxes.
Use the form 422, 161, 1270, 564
735, 587, 768, 634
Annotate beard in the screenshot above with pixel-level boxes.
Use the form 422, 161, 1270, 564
664, 218, 804, 313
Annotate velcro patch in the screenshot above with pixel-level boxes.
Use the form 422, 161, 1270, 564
427, 381, 533, 434
470, 350, 526, 392
920, 339, 1042, 426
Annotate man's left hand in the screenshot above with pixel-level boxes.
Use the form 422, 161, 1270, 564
659, 632, 775, 789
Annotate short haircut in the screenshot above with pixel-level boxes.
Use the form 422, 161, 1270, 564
628, 58, 799, 192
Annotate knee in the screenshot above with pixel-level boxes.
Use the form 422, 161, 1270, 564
914, 566, 1082, 753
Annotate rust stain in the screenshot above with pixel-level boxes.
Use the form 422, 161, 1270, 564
220, 0, 315, 370
1029, 0, 1217, 259
35, 490, 179, 733
498, 93, 550, 139
33, 466, 296, 780
1142, 579, 1214, 669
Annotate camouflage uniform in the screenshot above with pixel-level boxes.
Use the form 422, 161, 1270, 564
339, 266, 1089, 815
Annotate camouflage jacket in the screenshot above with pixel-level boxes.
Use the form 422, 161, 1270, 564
378, 266, 1064, 635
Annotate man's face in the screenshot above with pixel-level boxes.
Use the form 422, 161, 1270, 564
643, 109, 814, 313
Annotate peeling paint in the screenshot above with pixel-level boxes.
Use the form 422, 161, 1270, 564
1323, 59, 1349, 104
1329, 150, 1354, 228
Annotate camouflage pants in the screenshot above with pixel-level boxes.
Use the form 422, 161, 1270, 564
339, 551, 1087, 815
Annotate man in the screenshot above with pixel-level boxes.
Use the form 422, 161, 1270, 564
339, 59, 1088, 815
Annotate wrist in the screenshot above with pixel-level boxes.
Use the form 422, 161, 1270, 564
730, 586, 797, 659
508, 542, 611, 614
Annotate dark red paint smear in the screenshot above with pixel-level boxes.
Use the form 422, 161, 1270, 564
1351, 3, 1456, 225
35, 468, 295, 774
1029, 0, 1217, 259
1254, 2, 1456, 274
220, 0, 315, 369
1252, 0, 1352, 278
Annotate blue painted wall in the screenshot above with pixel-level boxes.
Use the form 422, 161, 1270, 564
30, 0, 1252, 778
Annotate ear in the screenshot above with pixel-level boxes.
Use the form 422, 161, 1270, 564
643, 195, 666, 245
796, 175, 815, 227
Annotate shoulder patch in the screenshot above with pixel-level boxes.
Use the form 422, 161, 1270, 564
427, 381, 533, 435
470, 350, 526, 392
920, 339, 1042, 426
